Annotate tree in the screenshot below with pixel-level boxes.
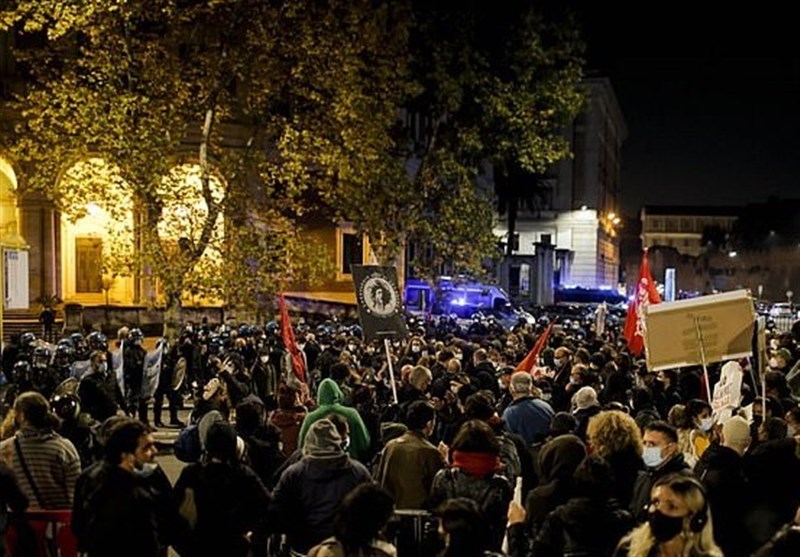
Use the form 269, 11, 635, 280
395, 0, 585, 271
0, 0, 409, 331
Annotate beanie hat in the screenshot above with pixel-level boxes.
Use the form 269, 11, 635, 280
776, 348, 793, 363
303, 419, 344, 459
205, 421, 238, 462
573, 386, 599, 411
722, 416, 751, 449
198, 410, 225, 449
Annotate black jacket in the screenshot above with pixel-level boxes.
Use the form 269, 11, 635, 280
630, 453, 692, 522
270, 454, 372, 554
173, 461, 271, 557
72, 461, 163, 557
695, 443, 754, 557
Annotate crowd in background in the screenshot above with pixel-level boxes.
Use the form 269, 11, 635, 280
0, 311, 800, 556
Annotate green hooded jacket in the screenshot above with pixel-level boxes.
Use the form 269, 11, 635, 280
297, 379, 371, 462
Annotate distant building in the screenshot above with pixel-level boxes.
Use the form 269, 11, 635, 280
640, 205, 739, 257
627, 199, 800, 302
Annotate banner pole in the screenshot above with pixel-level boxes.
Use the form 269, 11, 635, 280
694, 317, 713, 404
384, 338, 398, 404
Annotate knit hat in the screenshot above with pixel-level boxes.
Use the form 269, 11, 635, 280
722, 416, 751, 449
205, 421, 238, 462
198, 410, 225, 449
303, 419, 344, 459
572, 386, 599, 411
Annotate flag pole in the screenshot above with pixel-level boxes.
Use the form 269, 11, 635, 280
383, 338, 398, 404
694, 317, 713, 404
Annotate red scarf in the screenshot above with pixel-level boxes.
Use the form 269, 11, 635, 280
452, 450, 501, 478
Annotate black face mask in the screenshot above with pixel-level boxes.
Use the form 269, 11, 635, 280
752, 415, 763, 428
648, 510, 684, 542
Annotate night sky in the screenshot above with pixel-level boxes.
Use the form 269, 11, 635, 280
573, 4, 800, 214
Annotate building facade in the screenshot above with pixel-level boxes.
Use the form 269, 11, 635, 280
493, 77, 627, 295
640, 205, 739, 257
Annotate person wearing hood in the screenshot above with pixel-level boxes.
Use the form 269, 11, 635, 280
298, 378, 371, 462
695, 416, 756, 557
270, 418, 373, 555
173, 421, 271, 557
630, 421, 693, 523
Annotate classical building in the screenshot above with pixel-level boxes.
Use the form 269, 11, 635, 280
640, 205, 739, 257
493, 76, 627, 300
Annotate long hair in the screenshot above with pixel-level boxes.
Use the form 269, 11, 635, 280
620, 474, 722, 557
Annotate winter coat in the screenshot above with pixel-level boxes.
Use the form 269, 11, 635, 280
510, 496, 632, 557
630, 453, 693, 523
270, 453, 373, 554
173, 461, 271, 557
375, 430, 444, 509
429, 466, 512, 551
695, 443, 755, 557
502, 395, 555, 446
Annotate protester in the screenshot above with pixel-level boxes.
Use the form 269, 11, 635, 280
0, 391, 80, 509
307, 483, 397, 557
613, 474, 722, 557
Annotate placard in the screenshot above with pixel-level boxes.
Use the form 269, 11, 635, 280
643, 290, 755, 371
352, 265, 408, 342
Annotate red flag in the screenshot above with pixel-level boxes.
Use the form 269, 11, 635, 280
279, 293, 306, 383
516, 321, 555, 373
623, 249, 662, 356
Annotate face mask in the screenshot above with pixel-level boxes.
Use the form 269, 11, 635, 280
648, 510, 684, 542
97, 362, 108, 374
752, 415, 763, 428
347, 344, 357, 353
454, 353, 462, 361
133, 462, 158, 479
554, 358, 564, 367
787, 425, 796, 437
699, 417, 714, 432
411, 345, 421, 353
769, 357, 779, 369
643, 446, 665, 468
259, 355, 269, 364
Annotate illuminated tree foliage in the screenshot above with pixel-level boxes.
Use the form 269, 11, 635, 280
0, 0, 585, 322
0, 0, 405, 327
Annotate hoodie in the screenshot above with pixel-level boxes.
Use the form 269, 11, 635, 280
297, 379, 371, 462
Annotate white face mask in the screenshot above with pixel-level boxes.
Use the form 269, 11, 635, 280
134, 462, 158, 478
554, 358, 564, 367
347, 344, 357, 353
259, 355, 269, 364
643, 446, 665, 468
699, 417, 714, 432
787, 425, 796, 438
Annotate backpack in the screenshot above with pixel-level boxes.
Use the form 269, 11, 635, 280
174, 424, 201, 463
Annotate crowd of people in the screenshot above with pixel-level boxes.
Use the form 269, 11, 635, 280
0, 311, 799, 556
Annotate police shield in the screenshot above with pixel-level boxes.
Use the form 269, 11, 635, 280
352, 265, 408, 343
172, 356, 187, 391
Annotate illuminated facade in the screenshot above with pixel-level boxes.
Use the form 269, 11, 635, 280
493, 77, 627, 290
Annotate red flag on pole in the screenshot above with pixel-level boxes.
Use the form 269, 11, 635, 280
516, 321, 555, 373
623, 249, 662, 356
279, 293, 306, 383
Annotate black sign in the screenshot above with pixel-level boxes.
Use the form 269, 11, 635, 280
352, 265, 408, 343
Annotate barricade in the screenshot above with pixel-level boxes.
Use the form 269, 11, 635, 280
5, 509, 78, 557
386, 509, 439, 557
